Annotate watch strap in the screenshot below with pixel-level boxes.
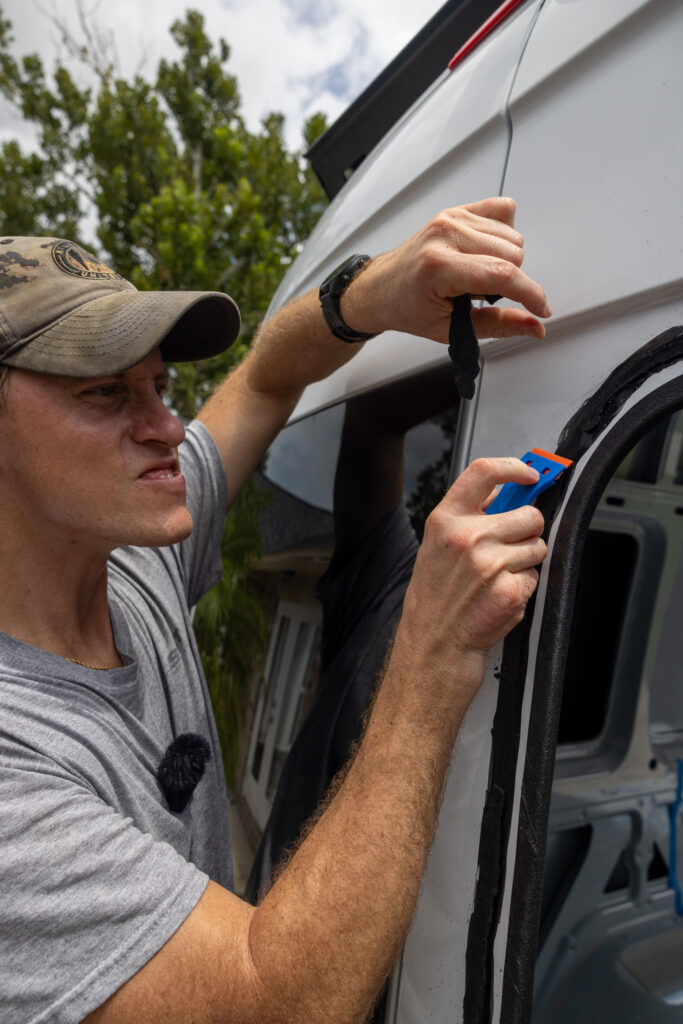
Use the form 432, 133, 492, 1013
319, 254, 376, 343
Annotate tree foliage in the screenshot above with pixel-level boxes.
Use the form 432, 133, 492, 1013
0, 4, 328, 408
193, 479, 268, 790
0, 2, 328, 788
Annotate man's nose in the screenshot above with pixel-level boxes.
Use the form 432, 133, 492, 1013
130, 394, 186, 448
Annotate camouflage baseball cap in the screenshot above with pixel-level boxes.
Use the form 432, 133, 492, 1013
0, 236, 241, 376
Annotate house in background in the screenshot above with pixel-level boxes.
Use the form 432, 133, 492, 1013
238, 475, 330, 841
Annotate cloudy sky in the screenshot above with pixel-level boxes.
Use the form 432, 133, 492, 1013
1, 0, 447, 150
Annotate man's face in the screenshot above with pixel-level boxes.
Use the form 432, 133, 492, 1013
0, 349, 193, 555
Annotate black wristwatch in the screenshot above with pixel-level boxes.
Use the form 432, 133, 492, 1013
319, 254, 376, 343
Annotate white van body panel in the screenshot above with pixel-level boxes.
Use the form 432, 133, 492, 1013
503, 0, 682, 322
470, 0, 683, 465
472, 293, 683, 467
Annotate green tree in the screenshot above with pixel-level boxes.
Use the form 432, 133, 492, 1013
193, 480, 268, 790
0, 2, 328, 788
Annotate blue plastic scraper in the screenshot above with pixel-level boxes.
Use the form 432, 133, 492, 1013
485, 449, 573, 515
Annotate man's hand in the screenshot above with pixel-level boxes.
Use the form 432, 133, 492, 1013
199, 197, 551, 508
391, 456, 547, 713
341, 197, 552, 344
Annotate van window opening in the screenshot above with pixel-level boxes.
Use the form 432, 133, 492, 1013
244, 363, 460, 927
556, 406, 683, 760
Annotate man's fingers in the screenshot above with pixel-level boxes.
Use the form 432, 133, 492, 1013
441, 457, 541, 514
471, 305, 546, 340
367, 198, 550, 345
439, 207, 524, 249
460, 211, 524, 248
482, 486, 499, 511
453, 229, 525, 268
514, 567, 541, 602
503, 536, 547, 574
463, 196, 517, 228
449, 254, 552, 319
487, 504, 546, 544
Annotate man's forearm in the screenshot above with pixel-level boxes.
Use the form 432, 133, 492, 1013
244, 287, 366, 401
247, 620, 481, 1024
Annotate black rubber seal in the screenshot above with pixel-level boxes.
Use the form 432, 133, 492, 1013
558, 326, 683, 462
500, 331, 683, 1024
463, 619, 532, 1024
500, 372, 683, 1023
462, 326, 683, 1024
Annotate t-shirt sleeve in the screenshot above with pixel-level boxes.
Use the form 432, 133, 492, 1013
174, 419, 228, 608
0, 750, 208, 1024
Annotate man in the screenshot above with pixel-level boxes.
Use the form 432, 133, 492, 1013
0, 198, 550, 1023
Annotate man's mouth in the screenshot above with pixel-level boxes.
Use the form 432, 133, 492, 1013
140, 468, 178, 480
138, 459, 182, 482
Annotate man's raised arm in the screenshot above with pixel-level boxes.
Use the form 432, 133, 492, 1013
198, 197, 551, 507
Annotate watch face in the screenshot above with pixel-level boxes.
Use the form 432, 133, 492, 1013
321, 255, 370, 295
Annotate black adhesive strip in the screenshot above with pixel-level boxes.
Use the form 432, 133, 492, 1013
499, 331, 683, 1024
448, 294, 501, 401
463, 783, 507, 1023
449, 295, 478, 400
558, 326, 683, 461
463, 617, 533, 1024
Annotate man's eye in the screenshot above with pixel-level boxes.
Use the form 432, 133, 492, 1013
83, 385, 122, 399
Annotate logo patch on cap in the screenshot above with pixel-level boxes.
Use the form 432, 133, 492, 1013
51, 240, 122, 281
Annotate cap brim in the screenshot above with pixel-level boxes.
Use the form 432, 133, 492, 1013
3, 289, 241, 377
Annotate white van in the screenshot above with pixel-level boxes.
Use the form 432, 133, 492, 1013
239, 1, 683, 1020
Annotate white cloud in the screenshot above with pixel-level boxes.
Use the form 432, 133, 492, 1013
279, 0, 342, 30
1, 0, 446, 149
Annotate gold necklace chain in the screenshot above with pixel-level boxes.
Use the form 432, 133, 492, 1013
64, 655, 119, 671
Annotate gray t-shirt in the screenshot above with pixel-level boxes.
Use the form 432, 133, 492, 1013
0, 420, 233, 1024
